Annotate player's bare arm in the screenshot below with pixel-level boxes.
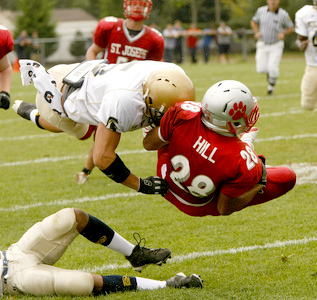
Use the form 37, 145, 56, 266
0, 55, 12, 93
143, 127, 169, 150
217, 184, 265, 216
94, 122, 161, 192
93, 122, 120, 170
250, 20, 261, 40
86, 43, 104, 60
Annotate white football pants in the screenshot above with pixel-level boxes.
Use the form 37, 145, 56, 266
3, 208, 94, 296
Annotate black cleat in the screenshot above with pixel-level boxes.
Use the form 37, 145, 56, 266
125, 233, 172, 272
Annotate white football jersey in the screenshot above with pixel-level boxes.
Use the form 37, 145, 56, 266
64, 60, 184, 133
295, 5, 317, 66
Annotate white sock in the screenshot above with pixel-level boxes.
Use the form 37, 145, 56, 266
30, 109, 39, 124
136, 277, 167, 290
106, 232, 135, 256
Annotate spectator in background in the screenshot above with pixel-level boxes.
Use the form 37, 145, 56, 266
186, 24, 202, 63
250, 0, 294, 95
30, 31, 41, 62
163, 24, 178, 62
173, 20, 186, 63
202, 25, 217, 63
0, 25, 14, 110
16, 30, 32, 59
217, 21, 232, 64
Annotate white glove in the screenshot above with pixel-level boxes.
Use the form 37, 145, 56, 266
240, 127, 259, 149
142, 125, 155, 138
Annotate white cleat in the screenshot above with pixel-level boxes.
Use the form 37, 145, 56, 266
12, 100, 23, 113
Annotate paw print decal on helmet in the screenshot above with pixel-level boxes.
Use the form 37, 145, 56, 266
229, 102, 247, 120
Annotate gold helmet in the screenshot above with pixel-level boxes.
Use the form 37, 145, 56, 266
143, 68, 195, 126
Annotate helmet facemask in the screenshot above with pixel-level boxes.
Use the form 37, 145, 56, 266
124, 0, 152, 21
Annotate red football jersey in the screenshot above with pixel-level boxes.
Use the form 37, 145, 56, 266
94, 17, 164, 63
0, 26, 14, 59
157, 101, 262, 216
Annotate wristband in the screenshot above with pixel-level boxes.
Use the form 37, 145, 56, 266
100, 154, 130, 183
0, 91, 10, 97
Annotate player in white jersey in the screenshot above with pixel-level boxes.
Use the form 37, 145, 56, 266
0, 207, 202, 296
13, 60, 195, 196
295, 1, 317, 110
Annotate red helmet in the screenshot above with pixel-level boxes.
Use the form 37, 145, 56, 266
123, 0, 152, 21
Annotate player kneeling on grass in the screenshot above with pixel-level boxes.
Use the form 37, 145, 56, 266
0, 208, 203, 296
143, 80, 296, 217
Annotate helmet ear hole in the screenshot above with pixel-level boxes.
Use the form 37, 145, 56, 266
234, 122, 240, 127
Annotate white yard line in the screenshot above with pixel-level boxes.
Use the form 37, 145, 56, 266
82, 236, 317, 273
0, 160, 316, 213
1, 131, 317, 168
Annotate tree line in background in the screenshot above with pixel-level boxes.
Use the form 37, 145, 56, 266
1, 0, 313, 57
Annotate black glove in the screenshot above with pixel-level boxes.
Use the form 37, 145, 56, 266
138, 176, 168, 196
0, 91, 10, 110
258, 155, 267, 187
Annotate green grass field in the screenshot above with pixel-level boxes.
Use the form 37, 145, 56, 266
0, 52, 317, 299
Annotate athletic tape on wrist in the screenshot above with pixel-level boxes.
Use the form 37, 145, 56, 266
101, 154, 130, 183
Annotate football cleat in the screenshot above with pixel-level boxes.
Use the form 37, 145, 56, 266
267, 85, 274, 96
12, 100, 36, 120
166, 272, 203, 289
240, 127, 259, 150
77, 172, 89, 185
125, 233, 171, 272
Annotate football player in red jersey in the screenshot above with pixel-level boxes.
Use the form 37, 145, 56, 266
0, 25, 14, 110
86, 0, 164, 63
143, 80, 296, 217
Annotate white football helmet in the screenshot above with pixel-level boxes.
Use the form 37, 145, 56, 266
143, 68, 195, 126
201, 80, 259, 136
124, 0, 152, 21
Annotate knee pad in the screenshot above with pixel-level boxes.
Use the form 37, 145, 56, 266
19, 268, 55, 295
41, 208, 77, 241
54, 270, 94, 296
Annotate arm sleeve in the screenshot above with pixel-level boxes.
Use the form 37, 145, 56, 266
146, 28, 164, 61
94, 17, 118, 49
0, 29, 14, 59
